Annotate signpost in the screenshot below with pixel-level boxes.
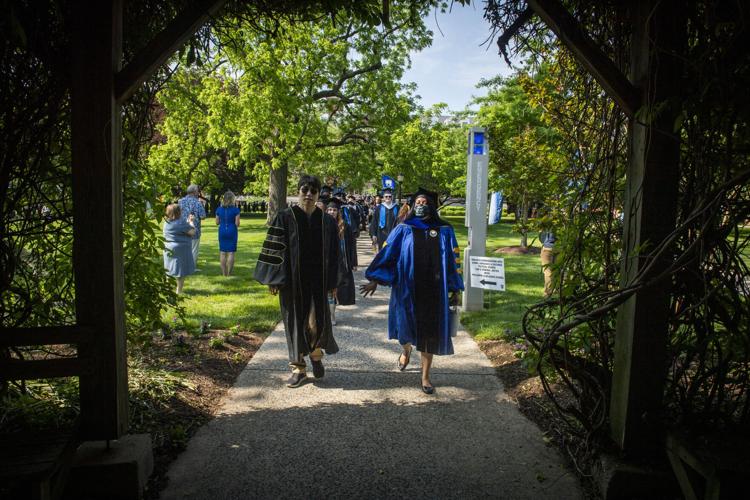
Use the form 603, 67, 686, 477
463, 127, 489, 311
469, 256, 505, 291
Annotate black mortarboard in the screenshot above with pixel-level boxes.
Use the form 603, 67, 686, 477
326, 198, 343, 209
381, 188, 393, 195
409, 187, 438, 207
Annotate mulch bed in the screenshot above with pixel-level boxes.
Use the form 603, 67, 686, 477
493, 245, 541, 255
132, 330, 265, 499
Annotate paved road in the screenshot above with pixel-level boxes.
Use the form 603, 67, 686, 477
162, 237, 582, 500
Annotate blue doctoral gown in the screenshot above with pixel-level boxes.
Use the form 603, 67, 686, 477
365, 218, 464, 355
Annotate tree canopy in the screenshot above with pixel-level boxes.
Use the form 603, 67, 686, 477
149, 1, 436, 220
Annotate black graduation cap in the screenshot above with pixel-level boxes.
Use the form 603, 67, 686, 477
380, 188, 393, 196
409, 187, 439, 207
326, 197, 343, 209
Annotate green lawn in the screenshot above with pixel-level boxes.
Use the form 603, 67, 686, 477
444, 214, 545, 342
167, 214, 280, 333
170, 212, 545, 342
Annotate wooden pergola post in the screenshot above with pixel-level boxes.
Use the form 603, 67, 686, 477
71, 0, 128, 439
67, 0, 227, 440
526, 0, 683, 453
609, 0, 682, 452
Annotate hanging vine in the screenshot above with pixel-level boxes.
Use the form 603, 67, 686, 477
485, 0, 750, 473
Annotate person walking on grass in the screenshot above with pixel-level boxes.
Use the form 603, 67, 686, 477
254, 174, 340, 388
178, 183, 206, 269
216, 190, 241, 276
538, 216, 556, 297
361, 188, 464, 394
163, 204, 196, 294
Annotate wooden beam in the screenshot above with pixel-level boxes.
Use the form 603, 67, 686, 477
527, 0, 640, 117
114, 0, 227, 103
0, 358, 87, 381
0, 326, 95, 347
70, 0, 128, 440
610, 0, 684, 452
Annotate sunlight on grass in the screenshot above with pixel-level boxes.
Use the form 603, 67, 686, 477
444, 214, 546, 342
164, 212, 546, 341
164, 214, 280, 332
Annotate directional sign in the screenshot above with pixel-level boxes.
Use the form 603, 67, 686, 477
469, 256, 505, 291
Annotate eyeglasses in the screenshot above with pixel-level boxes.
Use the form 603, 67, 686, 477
383, 195, 392, 198
300, 185, 318, 195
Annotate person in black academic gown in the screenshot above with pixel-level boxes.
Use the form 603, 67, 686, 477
326, 198, 357, 318
361, 188, 464, 394
254, 175, 340, 388
333, 188, 360, 238
369, 188, 399, 249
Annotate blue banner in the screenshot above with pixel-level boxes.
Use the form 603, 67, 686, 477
381, 175, 396, 190
488, 191, 503, 225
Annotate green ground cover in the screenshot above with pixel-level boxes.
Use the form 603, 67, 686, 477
170, 212, 545, 342
166, 213, 280, 333
443, 214, 545, 342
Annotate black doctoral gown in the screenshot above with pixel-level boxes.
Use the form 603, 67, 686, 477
254, 206, 340, 362
335, 219, 358, 306
342, 204, 360, 237
369, 203, 400, 249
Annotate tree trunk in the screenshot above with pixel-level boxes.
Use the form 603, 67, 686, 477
518, 197, 529, 248
267, 160, 288, 224
209, 192, 219, 216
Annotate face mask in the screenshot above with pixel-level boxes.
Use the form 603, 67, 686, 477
414, 205, 430, 218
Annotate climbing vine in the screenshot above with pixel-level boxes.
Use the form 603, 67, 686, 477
485, 0, 750, 473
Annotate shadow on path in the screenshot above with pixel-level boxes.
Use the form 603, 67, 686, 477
161, 236, 583, 500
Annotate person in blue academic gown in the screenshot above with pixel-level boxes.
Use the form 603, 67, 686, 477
360, 188, 464, 394
368, 188, 400, 249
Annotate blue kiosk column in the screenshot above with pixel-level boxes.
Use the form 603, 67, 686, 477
462, 127, 489, 311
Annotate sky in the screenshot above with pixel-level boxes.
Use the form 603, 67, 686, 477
401, 2, 516, 112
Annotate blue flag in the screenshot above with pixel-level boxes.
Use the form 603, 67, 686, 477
488, 191, 503, 225
381, 175, 396, 190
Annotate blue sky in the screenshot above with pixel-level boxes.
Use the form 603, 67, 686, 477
402, 2, 516, 112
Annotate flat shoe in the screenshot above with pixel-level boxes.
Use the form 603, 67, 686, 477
398, 348, 412, 371
421, 385, 435, 395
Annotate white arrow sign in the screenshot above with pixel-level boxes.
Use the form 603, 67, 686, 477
469, 256, 505, 291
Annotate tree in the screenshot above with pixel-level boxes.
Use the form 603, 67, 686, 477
474, 73, 565, 247
150, 1, 433, 222
381, 104, 468, 204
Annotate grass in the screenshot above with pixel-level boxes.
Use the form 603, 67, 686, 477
169, 212, 545, 343
444, 214, 546, 342
166, 214, 280, 333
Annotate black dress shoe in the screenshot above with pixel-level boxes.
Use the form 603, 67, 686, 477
398, 347, 412, 371
421, 384, 435, 395
311, 358, 325, 378
286, 372, 308, 388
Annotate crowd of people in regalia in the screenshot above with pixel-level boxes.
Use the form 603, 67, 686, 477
163, 175, 464, 395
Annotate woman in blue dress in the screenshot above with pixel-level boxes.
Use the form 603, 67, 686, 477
163, 203, 196, 294
361, 188, 464, 394
215, 191, 241, 276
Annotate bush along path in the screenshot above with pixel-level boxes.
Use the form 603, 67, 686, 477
160, 237, 583, 499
